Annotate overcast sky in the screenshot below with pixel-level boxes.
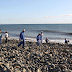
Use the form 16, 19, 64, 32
0, 0, 72, 24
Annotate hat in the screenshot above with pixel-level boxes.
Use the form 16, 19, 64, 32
23, 29, 25, 32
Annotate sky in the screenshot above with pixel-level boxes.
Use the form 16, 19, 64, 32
0, 0, 72, 24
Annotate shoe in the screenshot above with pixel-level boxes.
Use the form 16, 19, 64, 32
22, 47, 25, 49
18, 45, 19, 47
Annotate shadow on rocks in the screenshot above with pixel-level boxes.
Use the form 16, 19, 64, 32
0, 64, 11, 72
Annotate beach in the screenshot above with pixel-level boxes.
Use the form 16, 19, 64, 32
1, 0, 72, 71
1, 24, 72, 43
0, 39, 72, 72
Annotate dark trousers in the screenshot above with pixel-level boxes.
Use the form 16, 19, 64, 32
5, 38, 8, 43
18, 40, 25, 47
37, 40, 39, 46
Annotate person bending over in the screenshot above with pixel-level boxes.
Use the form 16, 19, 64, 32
37, 33, 40, 45
45, 37, 49, 43
65, 38, 69, 44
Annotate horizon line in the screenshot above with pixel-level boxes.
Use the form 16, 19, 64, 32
0, 23, 72, 25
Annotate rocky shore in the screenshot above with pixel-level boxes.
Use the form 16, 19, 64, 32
0, 39, 72, 72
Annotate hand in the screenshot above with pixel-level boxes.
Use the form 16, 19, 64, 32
19, 38, 21, 41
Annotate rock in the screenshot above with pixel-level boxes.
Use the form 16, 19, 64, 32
0, 39, 72, 72
37, 68, 42, 72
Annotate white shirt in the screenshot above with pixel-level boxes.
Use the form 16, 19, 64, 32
5, 33, 8, 38
41, 33, 43, 36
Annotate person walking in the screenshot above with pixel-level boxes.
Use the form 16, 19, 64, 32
5, 31, 8, 43
0, 29, 2, 44
18, 29, 25, 48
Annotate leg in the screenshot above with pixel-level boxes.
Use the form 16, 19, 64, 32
37, 40, 39, 46
18, 41, 23, 47
40, 36, 42, 43
0, 37, 1, 44
5, 38, 7, 43
41, 39, 42, 43
22, 40, 25, 47
6, 38, 8, 43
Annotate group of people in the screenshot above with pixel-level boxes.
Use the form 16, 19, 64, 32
18, 29, 48, 48
0, 29, 69, 48
18, 29, 44, 48
0, 28, 51, 48
0, 29, 8, 44
0, 29, 25, 48
37, 32, 43, 45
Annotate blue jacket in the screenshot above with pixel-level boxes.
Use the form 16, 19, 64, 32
65, 40, 67, 43
0, 33, 2, 38
37, 35, 40, 41
20, 32, 25, 40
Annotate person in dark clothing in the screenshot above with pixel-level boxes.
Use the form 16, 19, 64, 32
18, 29, 25, 48
45, 37, 48, 43
65, 38, 69, 44
5, 31, 8, 43
37, 34, 40, 45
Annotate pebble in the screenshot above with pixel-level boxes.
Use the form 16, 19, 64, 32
0, 39, 72, 72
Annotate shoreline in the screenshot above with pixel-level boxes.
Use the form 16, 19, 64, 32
2, 36, 72, 44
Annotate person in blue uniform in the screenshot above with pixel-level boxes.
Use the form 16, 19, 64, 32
37, 34, 40, 45
18, 29, 25, 48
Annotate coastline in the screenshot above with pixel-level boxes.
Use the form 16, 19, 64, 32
2, 36, 72, 44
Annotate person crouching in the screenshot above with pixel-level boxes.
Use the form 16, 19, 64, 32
65, 38, 69, 44
45, 37, 48, 43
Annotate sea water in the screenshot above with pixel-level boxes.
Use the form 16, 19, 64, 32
0, 24, 72, 43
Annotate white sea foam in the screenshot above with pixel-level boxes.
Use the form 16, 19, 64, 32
4, 36, 72, 44
1, 24, 72, 44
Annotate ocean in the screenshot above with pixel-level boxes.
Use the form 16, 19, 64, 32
0, 24, 72, 43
